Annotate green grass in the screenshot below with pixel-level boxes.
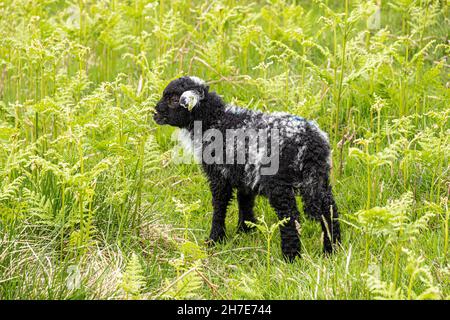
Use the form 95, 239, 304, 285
0, 0, 449, 299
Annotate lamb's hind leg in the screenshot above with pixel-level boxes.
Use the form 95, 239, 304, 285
268, 186, 300, 262
300, 171, 341, 254
237, 189, 256, 232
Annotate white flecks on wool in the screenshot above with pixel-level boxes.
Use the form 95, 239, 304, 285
248, 146, 261, 188
292, 145, 307, 172
271, 111, 290, 117
304, 176, 315, 196
225, 105, 246, 115
249, 148, 266, 189
220, 167, 229, 178
327, 150, 333, 168
259, 113, 307, 143
246, 129, 275, 190
308, 120, 329, 143
178, 128, 202, 162
296, 145, 307, 163
221, 108, 314, 189
178, 128, 193, 152
245, 163, 259, 189
179, 102, 330, 190
188, 76, 206, 86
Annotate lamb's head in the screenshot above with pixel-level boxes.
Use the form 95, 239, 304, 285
153, 76, 209, 127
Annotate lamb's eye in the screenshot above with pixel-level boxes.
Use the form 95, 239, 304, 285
168, 95, 179, 108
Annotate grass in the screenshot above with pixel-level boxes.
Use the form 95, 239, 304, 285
0, 0, 449, 299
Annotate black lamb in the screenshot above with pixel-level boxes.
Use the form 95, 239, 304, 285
153, 76, 341, 261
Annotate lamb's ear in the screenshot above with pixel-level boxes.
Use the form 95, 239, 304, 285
179, 90, 200, 111
201, 85, 209, 99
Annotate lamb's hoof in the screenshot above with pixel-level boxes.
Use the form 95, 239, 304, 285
237, 220, 256, 233
323, 243, 340, 256
205, 238, 215, 247
282, 250, 301, 263
323, 236, 341, 255
205, 234, 225, 247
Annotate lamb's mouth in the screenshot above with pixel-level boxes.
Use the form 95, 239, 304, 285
153, 112, 167, 125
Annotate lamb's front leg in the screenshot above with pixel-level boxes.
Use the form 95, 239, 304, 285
208, 178, 233, 244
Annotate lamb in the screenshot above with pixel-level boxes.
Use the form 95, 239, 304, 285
153, 76, 341, 261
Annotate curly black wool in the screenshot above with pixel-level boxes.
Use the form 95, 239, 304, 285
154, 76, 341, 261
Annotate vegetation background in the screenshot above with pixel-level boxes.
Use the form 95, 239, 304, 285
0, 0, 449, 299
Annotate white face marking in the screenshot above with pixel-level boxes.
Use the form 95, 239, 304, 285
179, 90, 200, 110
188, 76, 205, 86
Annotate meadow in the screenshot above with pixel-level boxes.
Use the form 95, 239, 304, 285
0, 0, 449, 299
